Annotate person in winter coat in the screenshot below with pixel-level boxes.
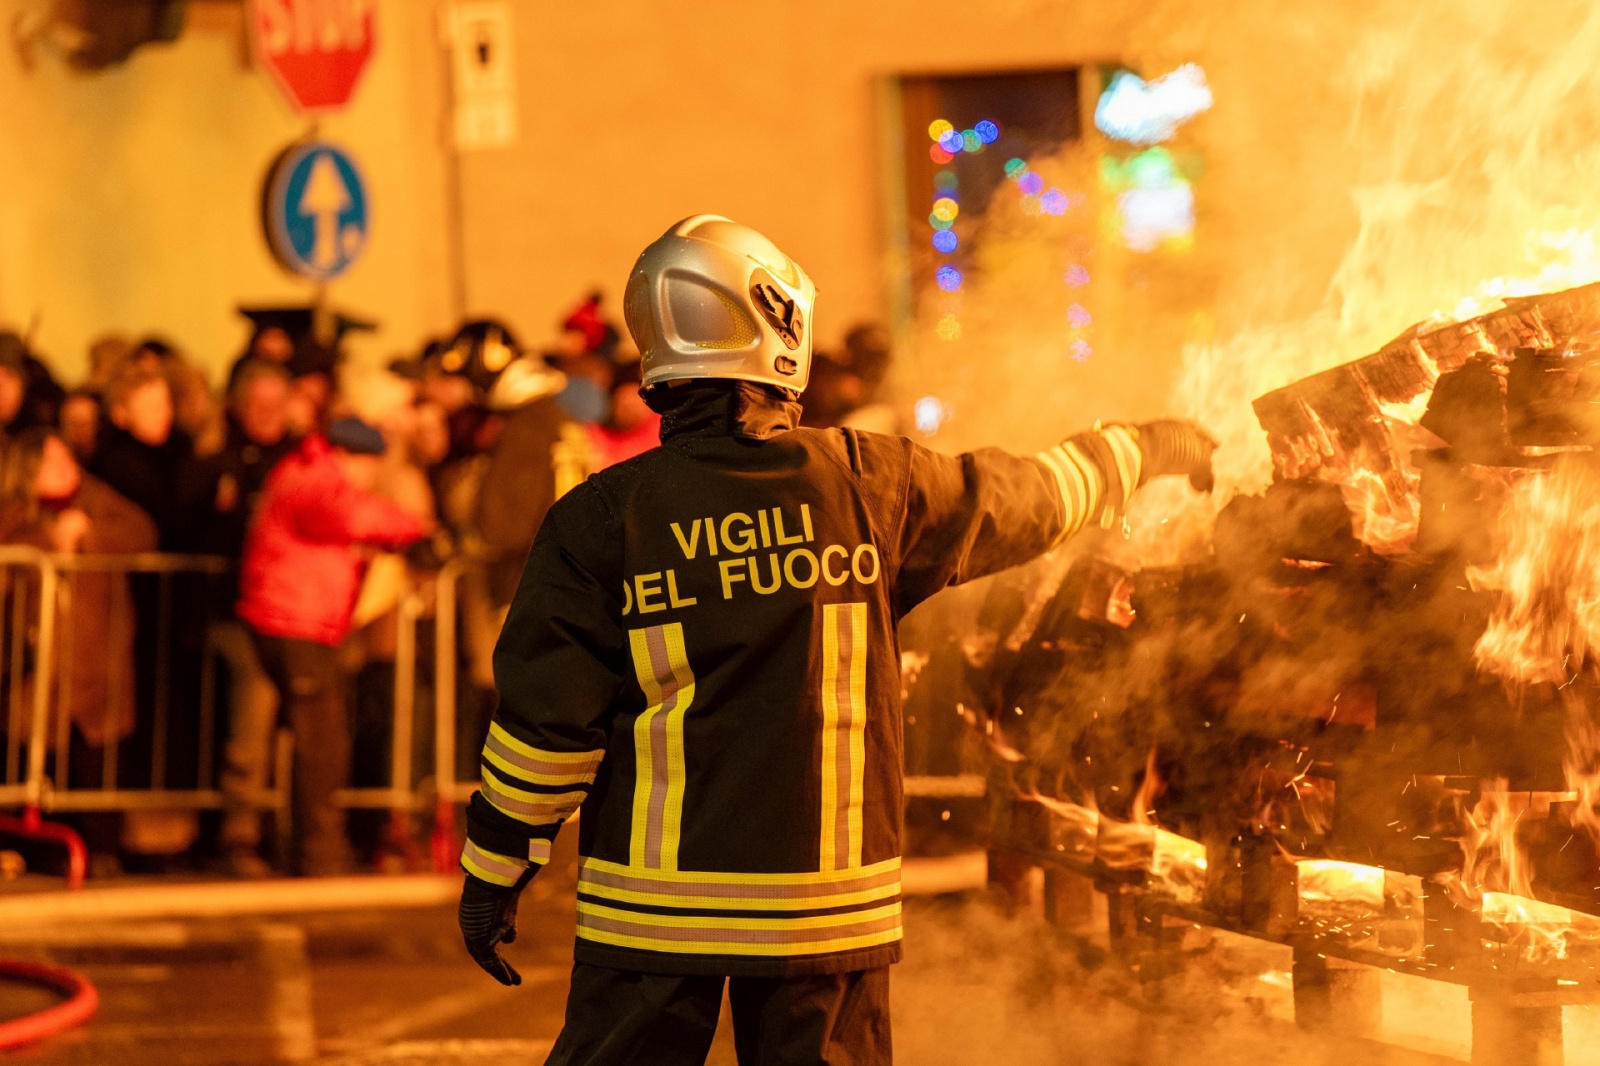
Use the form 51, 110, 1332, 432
0, 428, 157, 868
236, 418, 431, 875
455, 216, 1217, 1066
88, 362, 208, 550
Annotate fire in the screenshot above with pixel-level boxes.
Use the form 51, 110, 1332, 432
1296, 859, 1386, 909
1440, 783, 1600, 963
1470, 457, 1600, 685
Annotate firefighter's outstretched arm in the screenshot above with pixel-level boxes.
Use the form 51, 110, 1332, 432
890, 419, 1216, 612
457, 484, 625, 985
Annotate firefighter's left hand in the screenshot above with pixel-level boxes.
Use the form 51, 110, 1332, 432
458, 875, 524, 986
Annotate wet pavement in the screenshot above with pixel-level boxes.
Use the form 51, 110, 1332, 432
0, 868, 1477, 1066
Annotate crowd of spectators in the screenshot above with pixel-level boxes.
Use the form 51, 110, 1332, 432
0, 294, 897, 880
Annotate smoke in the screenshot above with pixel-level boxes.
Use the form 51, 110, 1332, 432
890, 897, 1404, 1066
905, 0, 1600, 503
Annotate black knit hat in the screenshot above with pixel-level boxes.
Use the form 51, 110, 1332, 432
327, 416, 387, 456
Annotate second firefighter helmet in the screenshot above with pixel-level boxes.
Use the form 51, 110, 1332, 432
624, 215, 817, 392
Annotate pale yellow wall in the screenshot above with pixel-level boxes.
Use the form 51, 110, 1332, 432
457, 0, 1141, 353
0, 0, 455, 384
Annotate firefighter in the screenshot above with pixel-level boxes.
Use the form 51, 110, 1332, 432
457, 215, 1216, 1065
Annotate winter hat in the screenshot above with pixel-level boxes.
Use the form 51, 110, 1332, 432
327, 416, 387, 456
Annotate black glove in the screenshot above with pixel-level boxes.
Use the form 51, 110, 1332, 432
459, 874, 524, 986
1134, 420, 1218, 493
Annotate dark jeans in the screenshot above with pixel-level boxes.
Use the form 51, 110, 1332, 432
545, 964, 891, 1066
251, 632, 350, 876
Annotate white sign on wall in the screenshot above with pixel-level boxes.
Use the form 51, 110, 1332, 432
442, 1, 518, 150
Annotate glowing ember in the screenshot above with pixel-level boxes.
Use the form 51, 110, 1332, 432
1296, 859, 1386, 909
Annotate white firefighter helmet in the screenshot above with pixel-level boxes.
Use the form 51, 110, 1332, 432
624, 215, 817, 392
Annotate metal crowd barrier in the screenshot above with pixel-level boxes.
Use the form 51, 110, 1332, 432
0, 548, 431, 886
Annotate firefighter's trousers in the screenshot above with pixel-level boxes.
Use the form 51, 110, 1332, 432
544, 963, 891, 1066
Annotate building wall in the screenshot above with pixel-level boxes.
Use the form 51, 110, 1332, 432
0, 0, 1146, 383
0, 0, 454, 382
457, 0, 1139, 353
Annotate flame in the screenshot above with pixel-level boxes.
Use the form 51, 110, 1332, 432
1471, 458, 1600, 685
1296, 859, 1387, 909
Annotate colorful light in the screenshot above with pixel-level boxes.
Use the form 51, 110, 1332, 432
914, 396, 949, 434
1068, 339, 1093, 362
1040, 189, 1068, 215
1094, 64, 1212, 146
931, 197, 959, 222
975, 120, 1000, 144
935, 265, 963, 292
934, 316, 962, 341
961, 129, 982, 153
1018, 172, 1044, 196
1064, 264, 1091, 287
932, 230, 959, 254
1004, 157, 1027, 178
1066, 303, 1093, 329
927, 119, 954, 142
929, 213, 954, 231
930, 145, 955, 165
934, 170, 959, 191
937, 130, 965, 154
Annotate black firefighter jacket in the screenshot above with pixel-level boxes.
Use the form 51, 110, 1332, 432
461, 382, 1143, 977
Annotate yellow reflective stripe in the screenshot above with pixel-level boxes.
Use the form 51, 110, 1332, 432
578, 856, 902, 911
480, 767, 585, 826
529, 838, 553, 865
575, 900, 903, 957
461, 839, 526, 887
1099, 424, 1143, 504
579, 879, 900, 912
820, 602, 868, 871
579, 899, 899, 932
1036, 444, 1100, 545
1033, 450, 1073, 532
628, 624, 695, 870
481, 744, 596, 789
578, 855, 901, 885
482, 723, 603, 786
576, 925, 903, 958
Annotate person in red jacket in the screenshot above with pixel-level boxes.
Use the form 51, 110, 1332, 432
237, 417, 431, 875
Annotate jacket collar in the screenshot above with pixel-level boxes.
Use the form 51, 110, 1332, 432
651, 381, 801, 443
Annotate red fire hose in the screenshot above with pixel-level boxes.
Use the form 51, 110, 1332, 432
0, 960, 98, 1051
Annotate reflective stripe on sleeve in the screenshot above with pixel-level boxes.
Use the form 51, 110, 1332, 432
479, 768, 586, 827
482, 723, 603, 789
1035, 442, 1104, 545
461, 839, 527, 887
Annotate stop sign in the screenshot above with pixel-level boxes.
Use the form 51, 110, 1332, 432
249, 0, 377, 115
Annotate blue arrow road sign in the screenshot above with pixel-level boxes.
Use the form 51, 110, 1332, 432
264, 141, 369, 282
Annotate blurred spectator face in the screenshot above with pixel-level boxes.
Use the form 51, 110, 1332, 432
411, 401, 450, 468
252, 327, 295, 364
286, 374, 330, 437
333, 450, 382, 492
0, 365, 22, 428
112, 379, 174, 447
59, 394, 100, 460
612, 383, 651, 432
87, 335, 134, 387
421, 369, 475, 414
234, 373, 289, 447
35, 435, 81, 502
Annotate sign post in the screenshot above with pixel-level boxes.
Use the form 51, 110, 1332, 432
249, 0, 378, 115
262, 142, 370, 282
